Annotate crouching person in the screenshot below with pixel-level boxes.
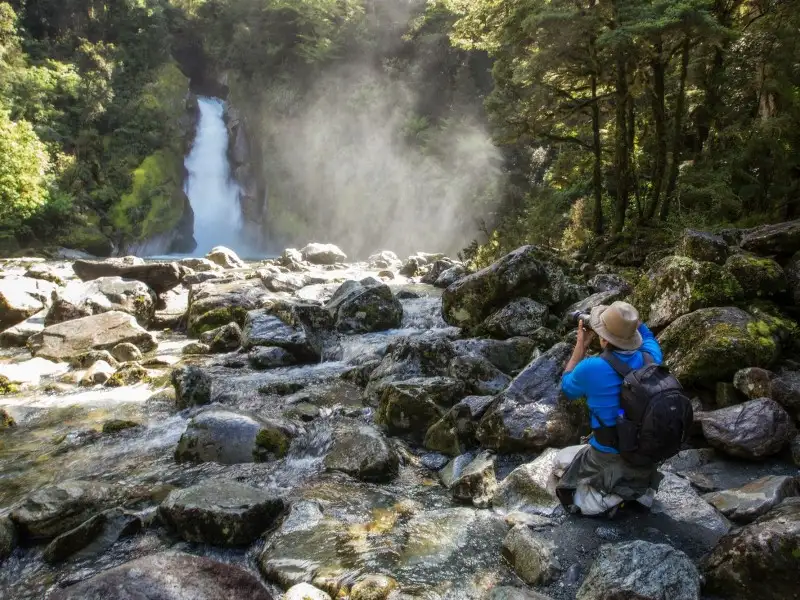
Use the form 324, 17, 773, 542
555, 301, 692, 517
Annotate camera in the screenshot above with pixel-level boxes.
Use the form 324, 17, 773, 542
567, 310, 592, 329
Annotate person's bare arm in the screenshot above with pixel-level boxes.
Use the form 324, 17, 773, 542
564, 319, 595, 374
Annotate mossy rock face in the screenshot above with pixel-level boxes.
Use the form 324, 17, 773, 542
634, 256, 742, 329
676, 229, 729, 264
102, 419, 140, 434
658, 307, 781, 387
376, 377, 466, 442
105, 364, 150, 388
0, 375, 19, 396
325, 278, 403, 334
724, 254, 787, 299
1, 407, 16, 428
187, 279, 271, 338
702, 497, 800, 600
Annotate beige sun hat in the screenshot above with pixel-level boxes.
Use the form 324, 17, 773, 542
589, 301, 643, 351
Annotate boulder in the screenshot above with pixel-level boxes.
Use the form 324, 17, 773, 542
502, 525, 561, 585
206, 246, 247, 269
179, 257, 222, 273
42, 508, 142, 564
28, 311, 157, 362
0, 309, 46, 347
698, 399, 793, 459
478, 298, 549, 339
452, 337, 537, 375
740, 219, 800, 256
242, 309, 317, 361
448, 355, 511, 395
46, 277, 156, 326
658, 307, 780, 386
424, 395, 494, 456
151, 285, 189, 329
110, 342, 143, 363
172, 365, 213, 408
249, 346, 296, 369
350, 575, 398, 600
80, 360, 115, 386
733, 367, 774, 400
770, 370, 800, 418
435, 265, 468, 288
72, 259, 183, 294
724, 253, 787, 299
445, 450, 497, 507
702, 497, 800, 600
676, 229, 729, 264
49, 552, 274, 600
368, 250, 401, 270
587, 273, 632, 294
576, 540, 700, 600
1, 407, 15, 428
0, 517, 16, 561
366, 336, 456, 401
26, 263, 65, 285
421, 258, 457, 284
187, 279, 272, 336
703, 475, 800, 523
441, 246, 572, 329
10, 480, 112, 541
175, 409, 298, 464
321, 278, 403, 334
564, 290, 626, 320
105, 363, 149, 387
634, 256, 742, 328
376, 377, 466, 440
209, 322, 244, 353
301, 243, 347, 265
285, 584, 331, 600
159, 481, 283, 546
183, 342, 210, 355
488, 588, 554, 600
651, 472, 732, 538
477, 343, 578, 453
0, 276, 53, 329
491, 448, 560, 517
323, 419, 399, 482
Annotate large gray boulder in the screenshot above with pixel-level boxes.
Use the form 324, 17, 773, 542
72, 259, 183, 294
175, 409, 298, 464
740, 219, 800, 256
491, 448, 561, 517
724, 254, 787, 298
770, 369, 800, 418
658, 307, 781, 386
205, 246, 246, 269
325, 278, 403, 333
242, 309, 317, 362
633, 256, 742, 328
172, 366, 212, 408
448, 355, 511, 395
441, 246, 572, 329
301, 243, 347, 265
50, 552, 274, 600
159, 482, 283, 546
42, 507, 142, 564
702, 498, 800, 600
10, 480, 112, 541
0, 309, 46, 347
151, 286, 189, 329
703, 475, 800, 523
651, 472, 732, 538
502, 525, 560, 585
564, 290, 626, 321
477, 343, 578, 453
478, 298, 549, 339
452, 337, 537, 375
424, 395, 495, 456
376, 377, 466, 441
0, 276, 55, 329
577, 541, 700, 600
587, 272, 632, 294
698, 399, 793, 459
323, 419, 400, 483
444, 450, 497, 507
676, 229, 728, 264
27, 311, 157, 362
46, 277, 156, 326
187, 279, 272, 337
733, 367, 774, 400
208, 322, 244, 353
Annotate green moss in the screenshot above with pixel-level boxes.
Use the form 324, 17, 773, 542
189, 306, 249, 337
0, 408, 15, 428
105, 365, 150, 388
725, 254, 787, 298
0, 375, 18, 396
102, 419, 139, 433
254, 428, 290, 460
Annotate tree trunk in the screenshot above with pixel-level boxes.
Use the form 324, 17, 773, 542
662, 37, 691, 220
591, 70, 604, 234
612, 53, 630, 234
644, 42, 667, 221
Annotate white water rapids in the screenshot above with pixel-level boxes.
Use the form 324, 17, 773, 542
183, 97, 249, 256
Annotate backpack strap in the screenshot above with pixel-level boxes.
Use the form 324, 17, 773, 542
601, 349, 654, 376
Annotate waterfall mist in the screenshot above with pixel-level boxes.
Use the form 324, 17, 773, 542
184, 97, 250, 256
255, 54, 504, 259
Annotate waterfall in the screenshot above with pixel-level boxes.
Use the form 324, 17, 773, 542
184, 97, 249, 256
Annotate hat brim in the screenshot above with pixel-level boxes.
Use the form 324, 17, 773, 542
589, 305, 643, 351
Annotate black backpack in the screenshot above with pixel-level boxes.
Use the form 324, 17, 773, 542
593, 350, 693, 466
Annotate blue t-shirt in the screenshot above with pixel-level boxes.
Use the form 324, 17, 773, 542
561, 324, 663, 453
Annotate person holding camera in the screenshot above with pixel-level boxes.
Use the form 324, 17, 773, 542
554, 301, 669, 517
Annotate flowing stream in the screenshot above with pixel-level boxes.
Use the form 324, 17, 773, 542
184, 97, 249, 256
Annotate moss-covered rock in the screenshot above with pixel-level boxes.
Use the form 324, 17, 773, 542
105, 364, 150, 388
0, 375, 18, 396
634, 256, 742, 328
724, 254, 787, 298
1, 407, 16, 428
325, 278, 403, 334
658, 307, 781, 387
376, 377, 466, 442
323, 419, 399, 483
478, 298, 549, 339
676, 229, 729, 264
102, 419, 140, 434
187, 279, 271, 337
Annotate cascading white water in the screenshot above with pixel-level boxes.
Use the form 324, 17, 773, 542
184, 97, 249, 256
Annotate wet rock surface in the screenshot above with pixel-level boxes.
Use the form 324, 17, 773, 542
698, 398, 793, 459
47, 277, 156, 326
703, 474, 800, 523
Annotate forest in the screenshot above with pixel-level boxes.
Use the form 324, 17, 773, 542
0, 0, 798, 262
